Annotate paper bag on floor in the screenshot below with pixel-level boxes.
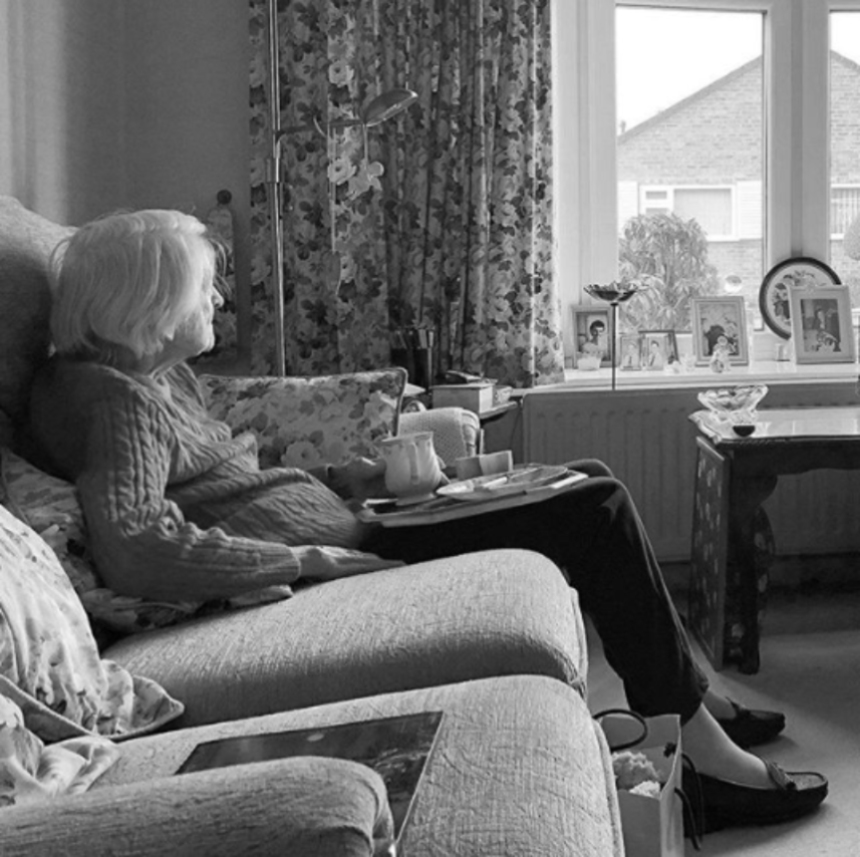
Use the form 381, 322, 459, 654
597, 712, 684, 857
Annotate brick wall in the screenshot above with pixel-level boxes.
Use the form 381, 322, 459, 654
617, 52, 860, 300
618, 60, 762, 183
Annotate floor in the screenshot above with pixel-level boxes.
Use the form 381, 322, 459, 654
586, 562, 860, 856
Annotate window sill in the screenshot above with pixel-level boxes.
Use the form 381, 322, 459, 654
553, 360, 859, 392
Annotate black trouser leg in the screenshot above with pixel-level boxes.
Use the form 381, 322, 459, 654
363, 459, 708, 722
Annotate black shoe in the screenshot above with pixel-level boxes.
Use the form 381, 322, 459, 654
684, 760, 828, 835
717, 699, 786, 748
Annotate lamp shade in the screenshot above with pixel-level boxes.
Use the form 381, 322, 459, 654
361, 88, 418, 127
844, 213, 860, 260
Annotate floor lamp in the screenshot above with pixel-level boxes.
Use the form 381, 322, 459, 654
264, 0, 417, 376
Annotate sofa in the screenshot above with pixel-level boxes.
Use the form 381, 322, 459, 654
0, 196, 623, 856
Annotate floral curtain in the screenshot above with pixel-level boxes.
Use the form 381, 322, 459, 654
247, 0, 564, 387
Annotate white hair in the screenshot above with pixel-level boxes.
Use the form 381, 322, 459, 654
49, 209, 221, 363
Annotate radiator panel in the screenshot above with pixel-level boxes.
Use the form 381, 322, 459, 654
523, 385, 860, 561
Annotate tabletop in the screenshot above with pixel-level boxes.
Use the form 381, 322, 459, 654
690, 406, 860, 445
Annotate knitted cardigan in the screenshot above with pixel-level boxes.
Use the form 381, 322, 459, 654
29, 358, 367, 602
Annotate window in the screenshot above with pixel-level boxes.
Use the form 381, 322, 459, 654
637, 186, 735, 239
555, 0, 855, 368
640, 187, 671, 217
830, 10, 860, 300
615, 5, 763, 332
830, 186, 860, 238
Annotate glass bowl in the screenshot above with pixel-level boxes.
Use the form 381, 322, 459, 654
584, 282, 641, 303
698, 384, 768, 422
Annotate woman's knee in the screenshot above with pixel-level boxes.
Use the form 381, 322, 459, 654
565, 458, 614, 479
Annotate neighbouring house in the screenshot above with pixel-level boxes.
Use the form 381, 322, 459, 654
618, 51, 860, 310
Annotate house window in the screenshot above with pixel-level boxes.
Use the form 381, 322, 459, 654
637, 185, 735, 239
615, 4, 764, 333
556, 1, 854, 367
830, 186, 860, 238
830, 10, 860, 300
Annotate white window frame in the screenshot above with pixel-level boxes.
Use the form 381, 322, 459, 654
638, 184, 737, 241
553, 0, 846, 358
639, 186, 671, 216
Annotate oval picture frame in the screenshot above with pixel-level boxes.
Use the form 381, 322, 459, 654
759, 257, 841, 339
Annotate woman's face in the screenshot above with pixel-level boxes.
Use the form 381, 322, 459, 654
172, 275, 223, 359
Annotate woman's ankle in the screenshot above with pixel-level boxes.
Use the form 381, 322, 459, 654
702, 688, 736, 720
682, 705, 771, 788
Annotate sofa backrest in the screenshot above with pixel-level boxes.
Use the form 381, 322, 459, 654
0, 197, 75, 447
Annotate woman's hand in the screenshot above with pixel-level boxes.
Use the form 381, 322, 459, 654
294, 546, 405, 581
328, 457, 389, 501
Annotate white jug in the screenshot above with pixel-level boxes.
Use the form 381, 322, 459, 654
378, 432, 442, 504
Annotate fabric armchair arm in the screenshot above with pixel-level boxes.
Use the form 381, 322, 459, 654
399, 406, 481, 464
0, 757, 394, 857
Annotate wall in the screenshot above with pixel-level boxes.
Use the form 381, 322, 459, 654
122, 0, 252, 355
0, 0, 252, 355
0, 0, 126, 223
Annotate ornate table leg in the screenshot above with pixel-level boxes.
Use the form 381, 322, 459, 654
726, 468, 778, 674
689, 440, 730, 667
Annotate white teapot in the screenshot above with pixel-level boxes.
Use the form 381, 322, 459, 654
378, 432, 442, 504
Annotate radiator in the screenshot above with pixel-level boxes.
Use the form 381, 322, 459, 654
523, 384, 860, 561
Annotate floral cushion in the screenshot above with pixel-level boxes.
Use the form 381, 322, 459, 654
0, 447, 99, 598
200, 368, 407, 469
0, 448, 290, 638
0, 504, 184, 741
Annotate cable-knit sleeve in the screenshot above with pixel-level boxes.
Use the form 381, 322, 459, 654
77, 385, 301, 602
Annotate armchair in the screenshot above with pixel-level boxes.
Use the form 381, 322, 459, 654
0, 195, 622, 857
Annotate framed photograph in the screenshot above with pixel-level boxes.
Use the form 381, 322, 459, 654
618, 333, 642, 370
639, 330, 678, 370
759, 257, 841, 340
691, 296, 749, 365
571, 306, 613, 368
789, 286, 855, 363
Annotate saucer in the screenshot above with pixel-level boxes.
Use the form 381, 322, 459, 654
437, 465, 569, 502
395, 492, 437, 507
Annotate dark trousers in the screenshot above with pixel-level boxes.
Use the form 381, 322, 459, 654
364, 459, 709, 722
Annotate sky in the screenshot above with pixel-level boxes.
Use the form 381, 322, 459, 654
617, 8, 860, 131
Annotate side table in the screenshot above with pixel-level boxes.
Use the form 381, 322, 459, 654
688, 407, 860, 674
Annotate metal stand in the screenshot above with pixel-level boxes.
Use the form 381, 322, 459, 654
610, 301, 619, 392
265, 0, 287, 376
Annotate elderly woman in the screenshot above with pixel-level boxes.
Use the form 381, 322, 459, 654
30, 210, 826, 833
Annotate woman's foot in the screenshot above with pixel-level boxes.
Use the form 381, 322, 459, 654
685, 761, 828, 834
683, 704, 772, 787
682, 705, 827, 832
703, 689, 786, 747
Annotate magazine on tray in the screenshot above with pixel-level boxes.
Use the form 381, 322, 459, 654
358, 464, 588, 527
176, 711, 444, 855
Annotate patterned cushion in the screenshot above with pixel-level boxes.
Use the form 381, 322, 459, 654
0, 196, 75, 446
200, 368, 407, 469
0, 447, 99, 598
0, 504, 184, 741
0, 448, 289, 637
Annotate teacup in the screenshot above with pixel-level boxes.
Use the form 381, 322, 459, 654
378, 432, 443, 504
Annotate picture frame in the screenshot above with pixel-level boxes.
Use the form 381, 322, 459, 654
789, 286, 856, 364
691, 296, 749, 365
638, 330, 678, 370
618, 333, 642, 370
759, 257, 841, 340
571, 306, 613, 368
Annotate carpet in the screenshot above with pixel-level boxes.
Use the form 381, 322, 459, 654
587, 622, 860, 856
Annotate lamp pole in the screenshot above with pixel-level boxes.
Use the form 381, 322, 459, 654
266, 0, 287, 377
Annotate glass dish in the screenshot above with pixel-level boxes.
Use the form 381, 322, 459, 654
698, 384, 768, 423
